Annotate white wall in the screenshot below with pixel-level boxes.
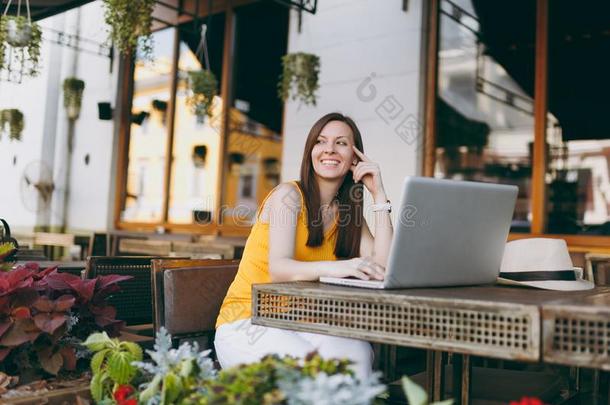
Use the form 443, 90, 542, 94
281, 0, 426, 218
0, 2, 119, 233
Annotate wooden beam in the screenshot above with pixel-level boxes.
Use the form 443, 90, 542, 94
113, 53, 135, 229
531, 0, 549, 234
422, 0, 440, 177
161, 29, 181, 225
216, 2, 236, 227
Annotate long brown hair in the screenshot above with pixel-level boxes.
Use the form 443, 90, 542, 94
297, 112, 364, 259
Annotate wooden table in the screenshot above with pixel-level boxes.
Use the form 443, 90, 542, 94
251, 282, 610, 404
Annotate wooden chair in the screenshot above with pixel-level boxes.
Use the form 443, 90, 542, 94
118, 239, 172, 256
151, 259, 239, 352
170, 241, 235, 259
584, 253, 610, 285
85, 256, 184, 334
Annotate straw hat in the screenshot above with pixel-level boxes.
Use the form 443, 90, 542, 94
497, 238, 594, 291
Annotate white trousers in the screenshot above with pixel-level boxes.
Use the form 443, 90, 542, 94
214, 318, 374, 381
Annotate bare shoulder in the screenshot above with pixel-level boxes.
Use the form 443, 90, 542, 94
259, 182, 302, 222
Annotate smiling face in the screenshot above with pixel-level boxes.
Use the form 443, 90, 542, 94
311, 120, 356, 181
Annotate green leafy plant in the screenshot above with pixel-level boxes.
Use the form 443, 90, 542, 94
402, 376, 453, 405
62, 77, 85, 120
132, 327, 216, 405
0, 109, 24, 141
278, 52, 320, 106
103, 0, 154, 58
0, 15, 42, 77
182, 352, 385, 405
186, 69, 218, 119
83, 331, 143, 403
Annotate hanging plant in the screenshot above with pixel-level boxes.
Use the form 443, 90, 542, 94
186, 69, 218, 119
62, 77, 85, 120
102, 0, 154, 58
0, 15, 42, 77
278, 52, 320, 106
0, 109, 24, 141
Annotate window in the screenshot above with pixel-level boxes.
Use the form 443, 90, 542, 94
121, 29, 175, 223
221, 2, 288, 227
116, 3, 289, 233
435, 0, 536, 232
544, 0, 610, 235
429, 0, 610, 244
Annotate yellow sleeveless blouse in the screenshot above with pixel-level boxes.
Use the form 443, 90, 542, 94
216, 181, 338, 329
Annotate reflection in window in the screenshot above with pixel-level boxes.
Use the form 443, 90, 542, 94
122, 29, 175, 222
222, 2, 288, 226
435, 0, 536, 232
168, 15, 225, 224
545, 1, 610, 235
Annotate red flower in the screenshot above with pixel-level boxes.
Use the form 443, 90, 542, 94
113, 385, 135, 402
510, 397, 544, 405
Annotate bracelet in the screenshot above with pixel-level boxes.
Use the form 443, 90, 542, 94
371, 200, 391, 213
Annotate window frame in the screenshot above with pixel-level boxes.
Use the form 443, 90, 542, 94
423, 0, 610, 252
113, 0, 262, 237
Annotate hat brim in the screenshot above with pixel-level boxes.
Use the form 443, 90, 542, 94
496, 277, 594, 291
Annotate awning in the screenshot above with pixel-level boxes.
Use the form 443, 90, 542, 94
1, 0, 96, 21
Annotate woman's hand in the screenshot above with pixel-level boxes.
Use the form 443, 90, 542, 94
350, 146, 387, 203
326, 257, 386, 281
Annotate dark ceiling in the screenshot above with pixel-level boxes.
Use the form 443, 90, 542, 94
1, 0, 96, 21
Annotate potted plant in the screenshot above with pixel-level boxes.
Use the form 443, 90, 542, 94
0, 263, 130, 397
102, 0, 155, 58
278, 52, 320, 106
186, 69, 218, 120
0, 15, 42, 77
63, 77, 85, 120
0, 109, 24, 141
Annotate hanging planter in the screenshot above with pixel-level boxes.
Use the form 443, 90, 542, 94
62, 77, 85, 120
102, 0, 155, 58
186, 69, 218, 119
0, 12, 42, 78
0, 108, 24, 141
278, 52, 320, 106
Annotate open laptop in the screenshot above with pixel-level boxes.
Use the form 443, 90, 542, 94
319, 176, 518, 289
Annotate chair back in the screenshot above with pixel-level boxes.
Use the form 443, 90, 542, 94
85, 256, 179, 326
151, 259, 239, 337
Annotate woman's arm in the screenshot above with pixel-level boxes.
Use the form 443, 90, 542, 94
360, 199, 394, 268
267, 183, 383, 282
352, 147, 394, 268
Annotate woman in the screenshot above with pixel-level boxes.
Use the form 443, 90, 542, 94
214, 112, 393, 380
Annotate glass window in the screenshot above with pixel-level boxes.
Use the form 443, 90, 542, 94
435, 0, 536, 232
221, 2, 288, 226
121, 29, 175, 223
168, 15, 226, 224
544, 0, 610, 235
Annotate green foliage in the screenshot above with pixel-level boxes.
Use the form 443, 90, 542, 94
0, 241, 17, 264
62, 77, 85, 118
0, 109, 24, 141
103, 0, 154, 58
186, 69, 218, 119
132, 327, 216, 405
278, 52, 320, 106
0, 15, 42, 77
83, 331, 143, 402
401, 376, 453, 405
180, 352, 385, 405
